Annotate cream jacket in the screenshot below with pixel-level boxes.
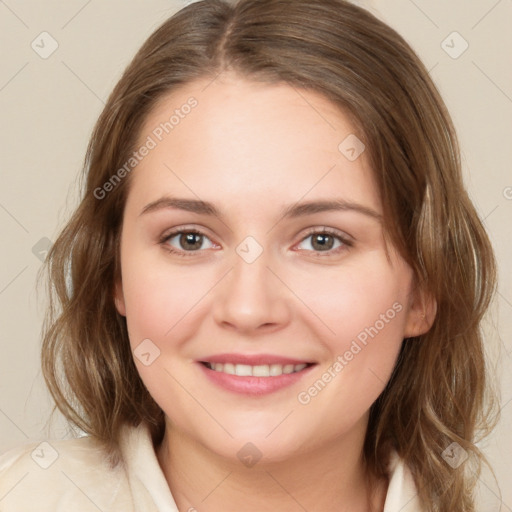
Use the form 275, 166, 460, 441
0, 424, 423, 511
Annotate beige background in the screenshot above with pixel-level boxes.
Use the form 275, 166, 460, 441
0, 0, 510, 509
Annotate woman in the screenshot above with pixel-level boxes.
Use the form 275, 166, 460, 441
0, 1, 499, 510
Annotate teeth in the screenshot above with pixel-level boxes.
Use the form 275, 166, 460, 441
270, 364, 283, 376
223, 363, 236, 375
235, 364, 253, 376
206, 362, 308, 377
252, 364, 270, 377
283, 364, 295, 374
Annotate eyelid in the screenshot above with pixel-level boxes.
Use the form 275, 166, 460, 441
159, 226, 219, 257
293, 226, 353, 253
298, 226, 353, 243
159, 224, 215, 241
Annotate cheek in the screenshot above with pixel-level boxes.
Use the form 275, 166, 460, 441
120, 245, 214, 344
292, 255, 411, 405
295, 255, 410, 346
118, 252, 211, 405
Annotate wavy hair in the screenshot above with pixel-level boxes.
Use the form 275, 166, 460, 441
40, 1, 500, 510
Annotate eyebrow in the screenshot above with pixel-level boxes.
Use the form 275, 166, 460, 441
139, 196, 382, 222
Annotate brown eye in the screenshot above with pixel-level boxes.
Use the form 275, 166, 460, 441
178, 232, 203, 251
162, 230, 215, 253
296, 229, 352, 255
311, 233, 335, 251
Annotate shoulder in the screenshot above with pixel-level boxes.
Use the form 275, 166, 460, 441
0, 434, 133, 511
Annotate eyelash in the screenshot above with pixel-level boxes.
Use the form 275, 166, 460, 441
159, 227, 353, 258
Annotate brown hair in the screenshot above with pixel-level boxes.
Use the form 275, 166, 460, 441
40, 1, 500, 510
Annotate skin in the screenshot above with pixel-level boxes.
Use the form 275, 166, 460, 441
114, 73, 436, 512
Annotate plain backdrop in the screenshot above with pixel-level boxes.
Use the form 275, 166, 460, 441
0, 0, 510, 509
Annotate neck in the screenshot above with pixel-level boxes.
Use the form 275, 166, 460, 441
156, 415, 388, 512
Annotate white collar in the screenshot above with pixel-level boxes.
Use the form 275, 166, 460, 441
120, 423, 423, 511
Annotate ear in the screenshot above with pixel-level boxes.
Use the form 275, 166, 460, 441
114, 279, 126, 317
403, 279, 437, 338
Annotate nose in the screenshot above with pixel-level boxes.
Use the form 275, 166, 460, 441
211, 250, 292, 335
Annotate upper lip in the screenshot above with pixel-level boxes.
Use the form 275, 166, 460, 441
199, 353, 316, 366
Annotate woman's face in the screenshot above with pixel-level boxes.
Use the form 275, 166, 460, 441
115, 74, 429, 462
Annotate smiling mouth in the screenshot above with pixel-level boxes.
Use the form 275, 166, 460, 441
200, 361, 316, 377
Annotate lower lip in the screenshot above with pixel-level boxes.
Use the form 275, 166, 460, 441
197, 362, 316, 396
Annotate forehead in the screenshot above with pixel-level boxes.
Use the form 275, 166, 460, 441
127, 74, 381, 217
